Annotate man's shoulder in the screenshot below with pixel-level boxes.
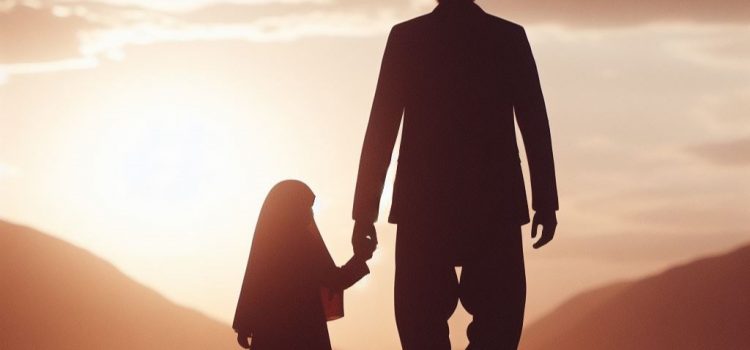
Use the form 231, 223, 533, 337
390, 13, 431, 33
483, 13, 526, 34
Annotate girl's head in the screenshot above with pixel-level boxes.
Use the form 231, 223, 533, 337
251, 180, 316, 262
257, 180, 315, 233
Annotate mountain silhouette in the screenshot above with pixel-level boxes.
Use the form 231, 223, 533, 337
0, 219, 235, 350
520, 242, 750, 350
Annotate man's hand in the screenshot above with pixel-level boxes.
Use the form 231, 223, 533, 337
352, 221, 378, 257
531, 210, 557, 249
354, 235, 377, 261
236, 332, 251, 349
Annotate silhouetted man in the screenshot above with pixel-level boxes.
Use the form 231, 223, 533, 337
352, 0, 558, 349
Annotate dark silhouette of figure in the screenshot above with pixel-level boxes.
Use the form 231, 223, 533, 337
234, 180, 376, 350
352, 0, 559, 348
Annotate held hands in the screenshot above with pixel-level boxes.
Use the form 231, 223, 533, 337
531, 210, 557, 249
236, 332, 251, 349
352, 221, 378, 260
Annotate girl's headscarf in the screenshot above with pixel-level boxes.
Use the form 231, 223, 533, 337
233, 180, 316, 334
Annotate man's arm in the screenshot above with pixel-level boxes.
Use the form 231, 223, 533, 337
352, 26, 405, 224
512, 27, 559, 248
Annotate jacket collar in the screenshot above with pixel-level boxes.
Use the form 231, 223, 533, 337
432, 1, 485, 15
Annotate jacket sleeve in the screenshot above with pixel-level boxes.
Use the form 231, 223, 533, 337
512, 27, 559, 212
353, 26, 406, 223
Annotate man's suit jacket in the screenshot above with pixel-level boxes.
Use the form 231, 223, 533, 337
353, 1, 558, 226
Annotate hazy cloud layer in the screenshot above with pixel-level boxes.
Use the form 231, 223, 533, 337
0, 2, 398, 67
2, 0, 749, 69
482, 0, 750, 26
54, 0, 750, 26
0, 5, 97, 63
151, 0, 750, 27
689, 137, 750, 166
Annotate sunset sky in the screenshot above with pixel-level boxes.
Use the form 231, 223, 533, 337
1, 0, 749, 348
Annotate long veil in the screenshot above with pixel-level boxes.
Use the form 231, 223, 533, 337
232, 180, 316, 334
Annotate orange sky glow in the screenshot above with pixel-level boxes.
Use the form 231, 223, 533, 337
1, 0, 749, 348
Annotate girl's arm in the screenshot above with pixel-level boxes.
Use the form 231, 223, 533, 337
308, 222, 372, 291
319, 255, 370, 291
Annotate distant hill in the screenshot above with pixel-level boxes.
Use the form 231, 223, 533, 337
0, 220, 236, 350
520, 242, 750, 350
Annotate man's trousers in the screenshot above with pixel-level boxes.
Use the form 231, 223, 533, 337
394, 221, 526, 350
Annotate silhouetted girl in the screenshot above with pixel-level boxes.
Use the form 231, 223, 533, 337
233, 180, 375, 350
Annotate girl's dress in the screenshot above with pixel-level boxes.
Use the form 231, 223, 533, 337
233, 180, 369, 350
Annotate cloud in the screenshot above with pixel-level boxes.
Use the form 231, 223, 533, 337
3, 0, 749, 67
691, 89, 750, 134
688, 137, 750, 166
1, 0, 748, 83
0, 4, 98, 64
63, 0, 329, 12
77, 0, 750, 26
0, 2, 394, 82
173, 2, 326, 23
79, 10, 395, 51
0, 2, 398, 65
482, 0, 750, 26
662, 29, 750, 73
0, 4, 109, 82
0, 56, 99, 77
